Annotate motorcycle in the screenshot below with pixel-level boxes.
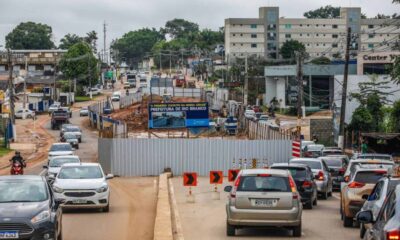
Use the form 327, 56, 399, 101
10, 162, 24, 175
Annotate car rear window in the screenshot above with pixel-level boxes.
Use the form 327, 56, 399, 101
50, 144, 72, 152
237, 176, 290, 192
323, 158, 343, 167
354, 171, 387, 184
358, 155, 392, 161
271, 167, 307, 179
322, 150, 342, 156
292, 160, 322, 170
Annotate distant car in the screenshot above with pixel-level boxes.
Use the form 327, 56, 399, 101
303, 144, 325, 158
123, 82, 131, 89
48, 103, 61, 113
321, 147, 343, 156
244, 110, 256, 119
258, 115, 269, 123
60, 107, 72, 118
0, 175, 63, 240
301, 141, 315, 151
45, 155, 81, 179
60, 132, 79, 149
111, 92, 121, 102
358, 172, 400, 238
48, 143, 74, 160
341, 167, 388, 227
271, 163, 318, 209
52, 163, 113, 212
15, 109, 35, 119
85, 87, 101, 96
319, 155, 349, 190
224, 169, 302, 237
79, 107, 89, 117
357, 184, 400, 240
60, 124, 74, 137
352, 153, 393, 162
290, 158, 333, 199
64, 126, 82, 143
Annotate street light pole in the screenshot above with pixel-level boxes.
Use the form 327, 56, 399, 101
7, 48, 15, 124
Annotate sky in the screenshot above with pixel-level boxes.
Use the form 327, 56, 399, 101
0, 0, 398, 51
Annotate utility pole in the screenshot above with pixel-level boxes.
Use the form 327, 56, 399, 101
339, 27, 351, 149
88, 55, 92, 99
53, 61, 57, 101
169, 51, 172, 76
296, 51, 304, 139
23, 56, 27, 110
243, 54, 249, 107
7, 49, 15, 124
103, 21, 107, 65
159, 52, 162, 73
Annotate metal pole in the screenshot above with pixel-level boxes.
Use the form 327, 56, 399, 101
88, 55, 92, 99
339, 27, 351, 149
7, 49, 15, 124
23, 56, 27, 109
296, 51, 304, 139
243, 55, 248, 106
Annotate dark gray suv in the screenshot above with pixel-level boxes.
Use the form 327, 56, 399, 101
0, 175, 63, 240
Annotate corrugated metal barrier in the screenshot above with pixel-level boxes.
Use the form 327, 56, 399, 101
99, 138, 293, 176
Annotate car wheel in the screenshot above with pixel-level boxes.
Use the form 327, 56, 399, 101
103, 204, 110, 213
360, 223, 366, 239
79, 139, 82, 143
320, 191, 328, 200
76, 145, 79, 149
27, 114, 32, 119
304, 200, 313, 209
292, 222, 302, 237
343, 216, 353, 227
313, 196, 317, 206
56, 223, 62, 240
226, 222, 236, 236
328, 191, 332, 197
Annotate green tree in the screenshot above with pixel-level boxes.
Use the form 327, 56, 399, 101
111, 28, 163, 66
394, 0, 400, 3
351, 74, 393, 105
5, 22, 55, 49
311, 56, 331, 65
162, 19, 199, 39
84, 31, 98, 53
59, 42, 99, 88
366, 93, 383, 131
280, 40, 306, 59
391, 100, 400, 132
392, 56, 400, 84
59, 34, 82, 49
304, 5, 340, 18
348, 106, 374, 132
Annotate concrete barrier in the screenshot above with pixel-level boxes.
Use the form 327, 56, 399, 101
154, 173, 173, 240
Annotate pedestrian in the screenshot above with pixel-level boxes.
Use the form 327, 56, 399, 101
361, 139, 368, 154
312, 134, 319, 143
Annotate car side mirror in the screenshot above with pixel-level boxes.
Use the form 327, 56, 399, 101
54, 199, 65, 209
43, 165, 48, 169
105, 174, 114, 180
224, 186, 233, 192
356, 210, 374, 224
362, 194, 369, 200
344, 176, 350, 183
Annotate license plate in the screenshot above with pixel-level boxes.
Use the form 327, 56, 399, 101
72, 199, 87, 204
0, 231, 19, 239
251, 199, 277, 207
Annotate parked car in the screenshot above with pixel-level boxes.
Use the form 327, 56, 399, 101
85, 87, 101, 96
111, 91, 121, 101
0, 175, 63, 240
303, 144, 325, 158
290, 158, 333, 199
15, 109, 35, 119
223, 169, 302, 237
358, 171, 400, 238
44, 155, 81, 180
64, 126, 82, 143
352, 153, 393, 162
52, 163, 113, 212
60, 132, 79, 149
341, 167, 388, 227
319, 155, 349, 190
79, 107, 89, 117
271, 163, 318, 209
48, 143, 74, 160
357, 184, 400, 240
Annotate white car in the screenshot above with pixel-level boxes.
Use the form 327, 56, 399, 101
48, 103, 61, 113
52, 163, 113, 212
45, 155, 81, 179
79, 107, 89, 117
15, 109, 35, 119
48, 143, 74, 160
85, 87, 101, 96
111, 92, 121, 101
64, 126, 82, 143
244, 110, 256, 119
258, 115, 268, 122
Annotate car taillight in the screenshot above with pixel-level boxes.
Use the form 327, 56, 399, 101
387, 230, 400, 240
288, 175, 299, 199
339, 168, 345, 174
302, 181, 312, 188
348, 181, 366, 188
316, 171, 324, 181
231, 175, 241, 198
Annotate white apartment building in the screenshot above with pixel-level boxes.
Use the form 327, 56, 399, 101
225, 7, 400, 60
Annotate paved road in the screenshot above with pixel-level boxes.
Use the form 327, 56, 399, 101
172, 177, 359, 240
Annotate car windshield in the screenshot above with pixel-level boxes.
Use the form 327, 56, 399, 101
58, 166, 103, 179
237, 176, 290, 192
272, 167, 307, 179
323, 158, 343, 167
66, 127, 80, 132
64, 134, 76, 139
354, 171, 387, 184
49, 157, 80, 167
50, 144, 72, 152
81, 107, 88, 110
307, 145, 324, 151
291, 160, 322, 170
0, 181, 48, 203
322, 150, 342, 156
358, 155, 392, 161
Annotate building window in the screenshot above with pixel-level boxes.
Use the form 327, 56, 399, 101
240, 34, 243, 37
300, 34, 303, 37
240, 24, 243, 27
251, 44, 257, 48
251, 34, 257, 38
332, 43, 338, 48
285, 24, 292, 29
323, 44, 326, 46
307, 24, 310, 27
307, 33, 310, 37
267, 24, 276, 30
323, 34, 326, 37
387, 34, 390, 37
333, 25, 338, 29
368, 43, 374, 48
241, 44, 243, 46
233, 34, 236, 37
316, 44, 319, 46
250, 24, 257, 29
233, 24, 236, 27
233, 53, 236, 56
368, 25, 374, 29
316, 24, 319, 27
233, 43, 236, 46
332, 34, 338, 38
323, 24, 326, 27
316, 34, 319, 37
300, 24, 303, 27
285, 34, 291, 38
307, 43, 310, 46
369, 34, 374, 38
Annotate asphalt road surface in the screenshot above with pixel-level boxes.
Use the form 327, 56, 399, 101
172, 177, 359, 240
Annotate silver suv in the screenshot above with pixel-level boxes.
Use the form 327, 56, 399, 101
224, 169, 302, 237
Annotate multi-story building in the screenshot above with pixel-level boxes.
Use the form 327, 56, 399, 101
225, 7, 400, 60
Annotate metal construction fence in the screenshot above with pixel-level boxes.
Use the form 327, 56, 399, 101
247, 120, 297, 140
98, 138, 293, 176
119, 92, 142, 109
142, 87, 202, 98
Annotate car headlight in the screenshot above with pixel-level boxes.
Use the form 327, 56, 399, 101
53, 186, 64, 193
31, 210, 50, 224
96, 185, 109, 193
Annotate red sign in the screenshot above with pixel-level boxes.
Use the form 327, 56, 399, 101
292, 140, 301, 158
210, 171, 223, 184
228, 169, 240, 182
183, 172, 197, 186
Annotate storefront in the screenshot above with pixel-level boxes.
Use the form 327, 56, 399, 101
357, 51, 400, 75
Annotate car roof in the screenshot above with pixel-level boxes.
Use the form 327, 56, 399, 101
240, 168, 289, 177
62, 163, 100, 167
291, 158, 321, 162
52, 142, 71, 146
271, 163, 309, 169
354, 168, 388, 173
50, 155, 80, 160
0, 175, 45, 181
351, 159, 393, 164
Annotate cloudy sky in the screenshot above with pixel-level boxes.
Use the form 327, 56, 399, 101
0, 0, 397, 50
